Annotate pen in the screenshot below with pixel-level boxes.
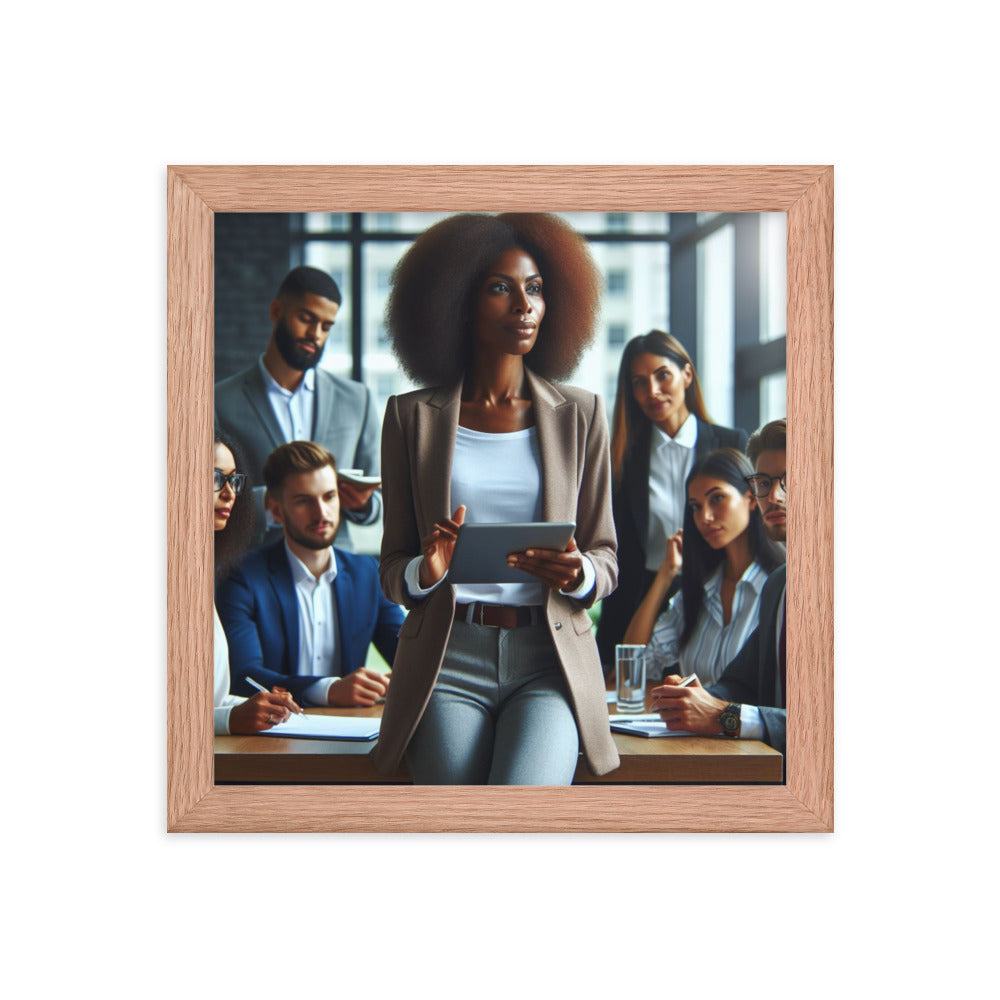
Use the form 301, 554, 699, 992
244, 676, 305, 713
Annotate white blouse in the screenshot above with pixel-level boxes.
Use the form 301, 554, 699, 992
644, 562, 769, 685
645, 415, 697, 571
214, 605, 246, 735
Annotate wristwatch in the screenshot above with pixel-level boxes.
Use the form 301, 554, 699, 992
718, 703, 742, 737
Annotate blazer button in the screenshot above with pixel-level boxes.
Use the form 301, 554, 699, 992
553, 622, 562, 630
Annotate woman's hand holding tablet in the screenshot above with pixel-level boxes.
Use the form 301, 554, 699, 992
507, 537, 585, 591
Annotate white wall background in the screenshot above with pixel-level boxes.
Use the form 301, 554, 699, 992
3, 3, 995, 997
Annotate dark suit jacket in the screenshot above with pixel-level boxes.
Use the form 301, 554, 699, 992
709, 563, 786, 753
374, 370, 620, 778
595, 417, 747, 666
214, 363, 381, 551
216, 541, 405, 702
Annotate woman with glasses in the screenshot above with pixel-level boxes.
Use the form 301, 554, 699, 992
622, 447, 785, 685
213, 433, 301, 734
596, 330, 748, 670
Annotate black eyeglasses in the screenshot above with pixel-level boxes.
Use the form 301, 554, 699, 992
745, 473, 786, 498
214, 469, 247, 494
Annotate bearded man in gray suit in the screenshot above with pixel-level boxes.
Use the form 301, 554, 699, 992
215, 266, 381, 551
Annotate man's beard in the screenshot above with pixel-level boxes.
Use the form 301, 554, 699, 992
274, 317, 325, 371
285, 520, 338, 551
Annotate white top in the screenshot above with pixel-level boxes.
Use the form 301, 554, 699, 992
285, 543, 341, 706
645, 562, 768, 685
645, 415, 697, 571
214, 605, 246, 735
258, 355, 316, 443
405, 424, 595, 604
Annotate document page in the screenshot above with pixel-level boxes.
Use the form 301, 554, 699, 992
258, 714, 381, 741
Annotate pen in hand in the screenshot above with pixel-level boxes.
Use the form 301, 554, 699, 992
244, 676, 305, 714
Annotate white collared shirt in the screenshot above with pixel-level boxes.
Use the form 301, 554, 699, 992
646, 415, 698, 571
285, 543, 341, 706
645, 562, 768, 685
259, 355, 316, 443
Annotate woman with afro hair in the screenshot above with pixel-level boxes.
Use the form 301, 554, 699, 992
373, 213, 620, 784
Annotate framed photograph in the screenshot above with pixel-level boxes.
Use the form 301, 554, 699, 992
168, 165, 833, 832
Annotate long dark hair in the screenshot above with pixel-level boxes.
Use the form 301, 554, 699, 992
213, 430, 256, 579
678, 448, 785, 649
610, 330, 712, 486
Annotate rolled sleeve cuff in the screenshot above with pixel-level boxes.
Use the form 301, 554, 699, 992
739, 704, 765, 741
404, 555, 446, 598
303, 677, 338, 706
214, 705, 234, 736
559, 554, 596, 600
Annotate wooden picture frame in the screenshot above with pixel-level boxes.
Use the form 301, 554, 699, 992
167, 165, 833, 832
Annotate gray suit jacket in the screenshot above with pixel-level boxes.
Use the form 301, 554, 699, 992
374, 369, 621, 778
709, 563, 786, 753
214, 364, 381, 551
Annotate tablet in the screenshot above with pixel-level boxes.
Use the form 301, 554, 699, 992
337, 468, 382, 487
447, 522, 576, 584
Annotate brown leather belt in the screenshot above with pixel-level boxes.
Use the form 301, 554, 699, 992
454, 602, 541, 628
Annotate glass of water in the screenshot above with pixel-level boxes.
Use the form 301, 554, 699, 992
615, 644, 646, 713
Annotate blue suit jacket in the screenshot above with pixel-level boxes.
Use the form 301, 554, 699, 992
217, 541, 405, 701
709, 563, 786, 753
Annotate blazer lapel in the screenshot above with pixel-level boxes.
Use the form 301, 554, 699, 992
243, 367, 284, 453
266, 543, 300, 671
414, 383, 461, 533
626, 437, 651, 542
694, 418, 720, 460
527, 370, 576, 523
331, 559, 351, 675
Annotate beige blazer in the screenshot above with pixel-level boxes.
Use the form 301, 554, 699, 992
374, 368, 621, 778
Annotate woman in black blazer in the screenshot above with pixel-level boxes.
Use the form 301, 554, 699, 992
595, 330, 747, 670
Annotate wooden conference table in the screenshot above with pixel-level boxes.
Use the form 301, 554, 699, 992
215, 690, 783, 785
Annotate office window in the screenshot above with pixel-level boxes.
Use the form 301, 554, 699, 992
365, 212, 400, 232
294, 211, 777, 438
759, 213, 787, 343
696, 223, 735, 426
304, 212, 348, 232
300, 242, 352, 380
760, 371, 786, 425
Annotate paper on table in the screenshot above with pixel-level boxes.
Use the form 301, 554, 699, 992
258, 714, 380, 741
608, 714, 698, 738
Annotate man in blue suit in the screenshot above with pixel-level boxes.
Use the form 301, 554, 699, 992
217, 441, 404, 706
649, 419, 788, 753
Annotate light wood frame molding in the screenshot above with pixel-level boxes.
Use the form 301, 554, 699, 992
167, 165, 833, 832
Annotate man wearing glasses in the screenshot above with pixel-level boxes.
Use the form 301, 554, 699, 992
649, 419, 788, 752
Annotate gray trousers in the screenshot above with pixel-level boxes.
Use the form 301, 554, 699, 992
405, 619, 580, 785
